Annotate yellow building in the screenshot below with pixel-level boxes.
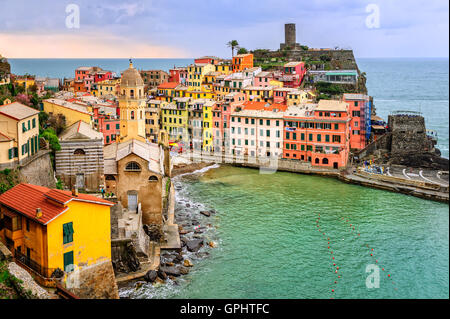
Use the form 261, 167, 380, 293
184, 89, 215, 100
14, 76, 35, 91
118, 61, 146, 143
187, 63, 215, 90
161, 97, 190, 142
145, 99, 168, 144
202, 100, 215, 152
98, 79, 120, 98
0, 102, 40, 169
215, 63, 232, 75
241, 86, 274, 102
287, 89, 309, 106
0, 184, 114, 285
43, 98, 92, 127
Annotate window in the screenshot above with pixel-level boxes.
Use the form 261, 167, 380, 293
332, 135, 341, 143
125, 161, 141, 172
32, 118, 36, 128
63, 222, 74, 244
323, 158, 329, 165
286, 132, 290, 139
301, 133, 305, 141
317, 134, 321, 142
149, 175, 158, 182
106, 124, 110, 130
334, 124, 339, 130
309, 134, 313, 141
73, 149, 85, 155
131, 111, 135, 119
315, 158, 320, 164
64, 251, 74, 272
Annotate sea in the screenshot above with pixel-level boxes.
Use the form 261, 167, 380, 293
8, 58, 449, 298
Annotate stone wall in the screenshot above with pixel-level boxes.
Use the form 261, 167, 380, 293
64, 260, 119, 299
388, 114, 432, 155
18, 150, 56, 188
110, 202, 123, 240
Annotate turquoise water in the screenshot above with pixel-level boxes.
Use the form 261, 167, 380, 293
122, 166, 448, 299
357, 58, 449, 158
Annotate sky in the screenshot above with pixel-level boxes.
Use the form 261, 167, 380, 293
0, 0, 448, 58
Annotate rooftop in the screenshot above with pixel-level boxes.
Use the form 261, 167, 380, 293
316, 99, 348, 112
0, 102, 39, 121
59, 120, 103, 141
0, 183, 113, 225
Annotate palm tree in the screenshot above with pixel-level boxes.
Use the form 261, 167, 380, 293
227, 40, 239, 57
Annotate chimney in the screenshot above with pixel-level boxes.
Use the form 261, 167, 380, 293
72, 187, 79, 197
36, 208, 42, 219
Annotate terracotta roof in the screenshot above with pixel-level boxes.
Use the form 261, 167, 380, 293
158, 82, 179, 89
243, 101, 288, 112
0, 183, 114, 225
0, 102, 39, 121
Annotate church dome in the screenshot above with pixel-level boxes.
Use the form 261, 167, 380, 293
120, 61, 143, 88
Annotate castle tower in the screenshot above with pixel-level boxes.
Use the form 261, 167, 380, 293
118, 60, 146, 143
285, 23, 296, 47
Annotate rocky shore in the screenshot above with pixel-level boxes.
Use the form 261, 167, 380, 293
118, 166, 221, 298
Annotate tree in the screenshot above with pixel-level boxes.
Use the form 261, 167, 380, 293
41, 127, 61, 152
237, 47, 248, 55
227, 40, 239, 57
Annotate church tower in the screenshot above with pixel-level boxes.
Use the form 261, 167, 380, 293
118, 60, 146, 143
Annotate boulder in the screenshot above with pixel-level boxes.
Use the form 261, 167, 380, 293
160, 266, 181, 277
186, 239, 204, 252
173, 253, 183, 264
183, 259, 194, 267
144, 270, 158, 283
180, 267, 189, 275
208, 241, 217, 248
157, 269, 167, 280
200, 211, 211, 217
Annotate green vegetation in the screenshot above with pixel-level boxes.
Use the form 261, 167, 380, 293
0, 261, 19, 299
40, 127, 60, 152
0, 168, 20, 194
56, 177, 64, 190
227, 40, 239, 57
237, 47, 248, 55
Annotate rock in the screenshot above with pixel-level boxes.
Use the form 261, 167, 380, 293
160, 266, 181, 277
179, 229, 190, 235
208, 241, 217, 248
173, 254, 183, 264
186, 203, 191, 208
209, 209, 217, 214
194, 228, 203, 234
180, 267, 189, 275
166, 261, 175, 267
144, 270, 158, 283
157, 269, 167, 280
168, 275, 176, 281
186, 239, 204, 252
200, 211, 211, 217
183, 259, 194, 267
192, 220, 200, 226
155, 277, 165, 284
143, 224, 164, 242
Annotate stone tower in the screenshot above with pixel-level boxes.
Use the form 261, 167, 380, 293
118, 60, 146, 143
280, 23, 301, 50
285, 23, 296, 47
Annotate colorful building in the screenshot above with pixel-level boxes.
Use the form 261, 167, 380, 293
343, 93, 371, 150
282, 100, 350, 168
187, 63, 215, 89
277, 61, 306, 88
232, 53, 254, 72
0, 102, 40, 169
229, 101, 287, 158
0, 183, 114, 284
140, 70, 169, 90
161, 97, 190, 143
43, 98, 92, 127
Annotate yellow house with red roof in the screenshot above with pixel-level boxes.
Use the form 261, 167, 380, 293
0, 102, 40, 169
0, 183, 114, 286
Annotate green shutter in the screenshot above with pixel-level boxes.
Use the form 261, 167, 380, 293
63, 251, 74, 272
8, 148, 12, 159
63, 222, 74, 244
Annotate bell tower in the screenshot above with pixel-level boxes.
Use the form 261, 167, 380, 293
118, 59, 146, 143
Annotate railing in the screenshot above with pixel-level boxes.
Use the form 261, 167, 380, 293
14, 249, 56, 279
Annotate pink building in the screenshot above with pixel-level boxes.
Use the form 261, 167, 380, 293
94, 71, 113, 83
253, 71, 274, 87
343, 93, 370, 150
277, 62, 306, 88
212, 92, 245, 152
273, 87, 293, 104
93, 107, 120, 145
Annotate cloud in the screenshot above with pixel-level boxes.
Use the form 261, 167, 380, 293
0, 0, 448, 58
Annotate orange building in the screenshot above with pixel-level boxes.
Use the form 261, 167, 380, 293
232, 53, 253, 72
283, 100, 351, 169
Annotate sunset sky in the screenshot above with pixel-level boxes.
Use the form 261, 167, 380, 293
0, 0, 448, 58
